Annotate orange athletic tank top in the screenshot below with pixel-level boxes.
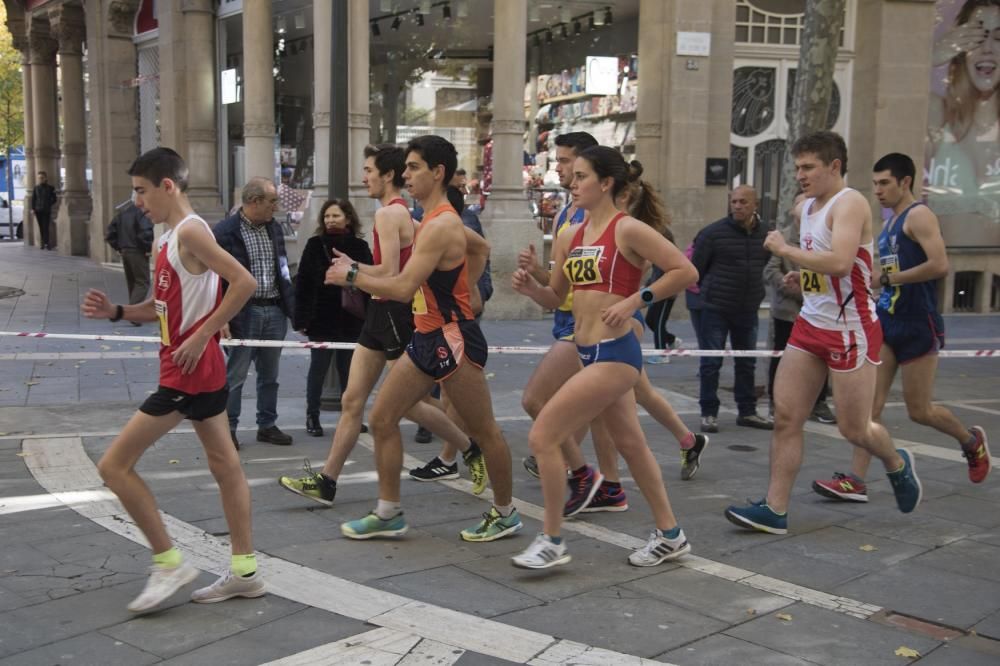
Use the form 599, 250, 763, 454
411, 204, 475, 333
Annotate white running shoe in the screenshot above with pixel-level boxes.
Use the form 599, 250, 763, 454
511, 533, 571, 570
191, 570, 267, 603
628, 529, 691, 567
127, 563, 199, 613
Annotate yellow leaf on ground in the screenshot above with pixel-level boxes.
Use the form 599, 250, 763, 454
859, 544, 878, 552
894, 646, 920, 658
25, 381, 40, 386
100, 345, 111, 350
168, 459, 180, 465
776, 613, 793, 622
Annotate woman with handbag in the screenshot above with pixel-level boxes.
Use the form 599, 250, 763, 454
294, 199, 373, 436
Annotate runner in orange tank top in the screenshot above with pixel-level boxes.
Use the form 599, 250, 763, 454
326, 135, 521, 543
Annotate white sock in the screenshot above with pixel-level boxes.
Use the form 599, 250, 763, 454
375, 499, 401, 520
439, 455, 456, 466
494, 503, 514, 517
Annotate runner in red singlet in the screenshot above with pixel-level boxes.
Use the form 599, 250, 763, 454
81, 148, 264, 613
278, 144, 483, 506
326, 135, 520, 543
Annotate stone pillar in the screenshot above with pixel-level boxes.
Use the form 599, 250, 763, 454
347, 0, 372, 218
50, 3, 91, 256
4, 4, 36, 245
182, 0, 224, 217
635, 0, 665, 189
86, 0, 140, 262
311, 0, 331, 212
28, 14, 60, 250
482, 0, 538, 319
243, 0, 276, 181
849, 0, 935, 210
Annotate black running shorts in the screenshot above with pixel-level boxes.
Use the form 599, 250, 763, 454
357, 299, 414, 360
139, 385, 229, 421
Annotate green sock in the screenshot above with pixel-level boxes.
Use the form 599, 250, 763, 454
152, 547, 182, 569
231, 553, 257, 577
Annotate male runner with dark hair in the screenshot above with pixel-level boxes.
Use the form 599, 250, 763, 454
278, 143, 485, 506
813, 152, 989, 502
326, 135, 520, 542
82, 147, 265, 612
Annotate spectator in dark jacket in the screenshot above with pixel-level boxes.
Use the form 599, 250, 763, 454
295, 199, 372, 437
31, 171, 58, 250
691, 185, 771, 433
214, 177, 295, 449
105, 200, 154, 324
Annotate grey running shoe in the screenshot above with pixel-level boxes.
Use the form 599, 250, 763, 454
512, 533, 571, 569
680, 433, 709, 481
522, 455, 540, 478
737, 414, 774, 430
629, 529, 691, 566
191, 571, 266, 603
700, 416, 719, 433
127, 563, 199, 613
810, 401, 837, 424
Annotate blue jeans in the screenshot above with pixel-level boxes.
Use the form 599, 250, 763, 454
226, 304, 288, 429
698, 308, 759, 418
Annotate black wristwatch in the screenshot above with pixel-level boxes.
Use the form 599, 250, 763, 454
110, 304, 124, 322
346, 262, 359, 285
879, 273, 891, 289
639, 287, 655, 307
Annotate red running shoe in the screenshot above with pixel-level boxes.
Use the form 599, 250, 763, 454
964, 426, 991, 484
812, 472, 868, 503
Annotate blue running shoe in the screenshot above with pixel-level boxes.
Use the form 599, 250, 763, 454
724, 498, 788, 534
341, 511, 408, 540
887, 448, 923, 513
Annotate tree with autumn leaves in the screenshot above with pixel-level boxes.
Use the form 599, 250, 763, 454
0, 2, 24, 156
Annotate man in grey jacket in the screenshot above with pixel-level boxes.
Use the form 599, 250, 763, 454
763, 193, 835, 424
105, 200, 155, 326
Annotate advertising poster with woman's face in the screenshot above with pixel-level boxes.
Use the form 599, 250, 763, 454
925, 0, 1000, 230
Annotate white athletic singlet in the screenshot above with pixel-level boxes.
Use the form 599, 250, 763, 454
798, 188, 877, 332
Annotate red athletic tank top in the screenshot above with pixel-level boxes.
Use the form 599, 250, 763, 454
563, 212, 642, 298
153, 216, 226, 393
411, 204, 474, 334
371, 197, 414, 270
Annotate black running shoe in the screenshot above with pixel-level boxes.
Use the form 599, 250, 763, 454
414, 426, 433, 444
409, 456, 459, 481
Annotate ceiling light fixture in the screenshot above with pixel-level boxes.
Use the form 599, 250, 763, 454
593, 7, 606, 26
604, 8, 613, 25
545, 29, 553, 44
457, 0, 469, 18
371, 21, 381, 36
443, 3, 452, 19
574, 20, 581, 35
560, 5, 572, 24
416, 12, 424, 26
391, 15, 402, 30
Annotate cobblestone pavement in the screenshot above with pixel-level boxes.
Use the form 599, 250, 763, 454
2, 242, 999, 665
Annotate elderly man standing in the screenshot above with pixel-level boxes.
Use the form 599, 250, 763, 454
214, 177, 295, 449
691, 185, 772, 433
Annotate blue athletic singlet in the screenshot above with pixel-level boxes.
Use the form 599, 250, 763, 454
877, 203, 939, 317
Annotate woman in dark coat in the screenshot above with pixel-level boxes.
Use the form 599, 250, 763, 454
294, 198, 372, 436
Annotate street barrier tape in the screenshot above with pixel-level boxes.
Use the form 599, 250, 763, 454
1, 331, 998, 358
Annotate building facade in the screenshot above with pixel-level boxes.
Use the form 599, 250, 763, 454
4, 0, 998, 315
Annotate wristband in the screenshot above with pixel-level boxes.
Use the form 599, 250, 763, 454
110, 304, 124, 322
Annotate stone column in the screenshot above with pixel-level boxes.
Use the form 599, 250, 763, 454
311, 0, 331, 211
243, 0, 276, 181
482, 0, 538, 319
4, 4, 36, 245
635, 0, 665, 189
85, 0, 140, 263
28, 14, 60, 250
347, 0, 372, 215
50, 3, 91, 256
182, 0, 224, 217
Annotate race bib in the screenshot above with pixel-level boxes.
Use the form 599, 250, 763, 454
411, 286, 428, 315
155, 299, 171, 345
800, 269, 828, 295
563, 246, 604, 286
880, 253, 900, 277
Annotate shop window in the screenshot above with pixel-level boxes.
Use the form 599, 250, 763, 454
992, 274, 1000, 312
953, 271, 978, 312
